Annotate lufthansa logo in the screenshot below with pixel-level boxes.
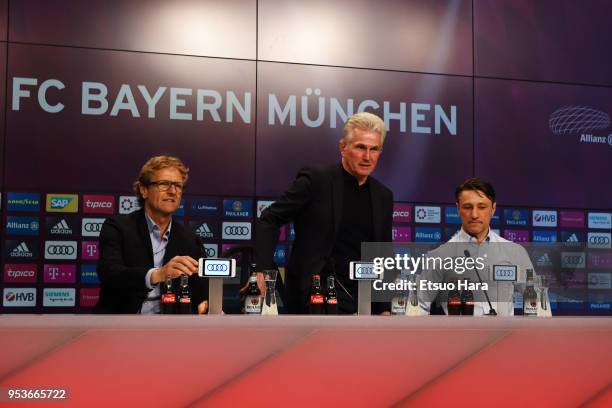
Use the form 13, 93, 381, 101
204, 247, 216, 257
589, 236, 610, 244
563, 256, 584, 264
84, 223, 103, 232
224, 226, 250, 235
206, 264, 228, 272
46, 245, 75, 255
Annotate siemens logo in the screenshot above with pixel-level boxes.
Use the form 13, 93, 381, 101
43, 288, 76, 307
588, 212, 612, 229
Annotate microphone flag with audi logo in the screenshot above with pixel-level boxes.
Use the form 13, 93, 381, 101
82, 218, 106, 237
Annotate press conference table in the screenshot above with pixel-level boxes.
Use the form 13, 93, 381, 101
0, 316, 610, 407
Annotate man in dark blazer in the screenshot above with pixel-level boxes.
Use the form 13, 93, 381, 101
94, 156, 208, 314
254, 112, 394, 314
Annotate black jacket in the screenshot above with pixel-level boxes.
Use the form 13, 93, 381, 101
94, 209, 207, 314
255, 163, 393, 313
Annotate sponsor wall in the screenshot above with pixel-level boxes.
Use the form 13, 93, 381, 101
1, 0, 611, 314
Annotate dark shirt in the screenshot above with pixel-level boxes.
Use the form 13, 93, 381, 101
330, 167, 374, 313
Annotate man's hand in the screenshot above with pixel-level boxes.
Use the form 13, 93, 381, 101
151, 256, 198, 285
198, 300, 208, 314
239, 272, 266, 295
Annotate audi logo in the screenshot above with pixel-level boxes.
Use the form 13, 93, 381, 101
589, 236, 610, 244
357, 266, 374, 274
224, 226, 250, 235
204, 247, 216, 257
563, 256, 584, 264
46, 245, 75, 255
206, 264, 228, 272
84, 223, 103, 232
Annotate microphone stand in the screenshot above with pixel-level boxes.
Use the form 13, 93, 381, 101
464, 250, 497, 316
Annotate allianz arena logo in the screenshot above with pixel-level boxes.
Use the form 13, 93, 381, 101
549, 106, 612, 147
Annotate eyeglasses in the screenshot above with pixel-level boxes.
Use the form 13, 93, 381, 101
147, 180, 185, 192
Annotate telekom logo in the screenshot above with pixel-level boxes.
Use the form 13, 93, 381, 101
86, 244, 97, 257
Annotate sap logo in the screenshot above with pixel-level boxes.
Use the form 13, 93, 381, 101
532, 210, 557, 227
46, 194, 78, 212
3, 288, 37, 307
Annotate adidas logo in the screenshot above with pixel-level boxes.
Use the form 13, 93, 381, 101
195, 223, 213, 238
536, 253, 552, 267
51, 219, 72, 235
566, 234, 579, 243
11, 242, 33, 257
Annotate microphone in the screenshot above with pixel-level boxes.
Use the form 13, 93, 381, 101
464, 250, 497, 316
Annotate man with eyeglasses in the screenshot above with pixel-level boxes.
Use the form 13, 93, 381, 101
254, 112, 394, 314
95, 155, 208, 314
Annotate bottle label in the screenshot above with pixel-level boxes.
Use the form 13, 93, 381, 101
245, 296, 262, 314
391, 297, 407, 314
524, 301, 538, 316
326, 297, 338, 304
310, 294, 324, 304
179, 296, 191, 304
161, 293, 176, 304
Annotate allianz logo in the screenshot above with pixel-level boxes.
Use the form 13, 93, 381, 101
7, 221, 38, 230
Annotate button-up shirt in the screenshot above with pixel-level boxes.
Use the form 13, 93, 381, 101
140, 212, 172, 314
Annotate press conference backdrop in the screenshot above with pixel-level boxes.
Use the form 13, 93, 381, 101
1, 0, 611, 314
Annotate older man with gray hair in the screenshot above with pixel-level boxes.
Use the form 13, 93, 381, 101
254, 112, 394, 314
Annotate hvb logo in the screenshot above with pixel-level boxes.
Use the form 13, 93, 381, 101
46, 194, 78, 213
532, 210, 557, 227
3, 288, 37, 307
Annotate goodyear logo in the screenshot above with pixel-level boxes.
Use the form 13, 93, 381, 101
46, 194, 79, 213
7, 192, 41, 212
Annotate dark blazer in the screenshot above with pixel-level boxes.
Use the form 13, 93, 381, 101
94, 209, 207, 314
255, 163, 393, 313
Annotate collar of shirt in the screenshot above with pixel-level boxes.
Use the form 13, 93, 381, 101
144, 211, 172, 242
340, 163, 370, 187
451, 227, 502, 243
